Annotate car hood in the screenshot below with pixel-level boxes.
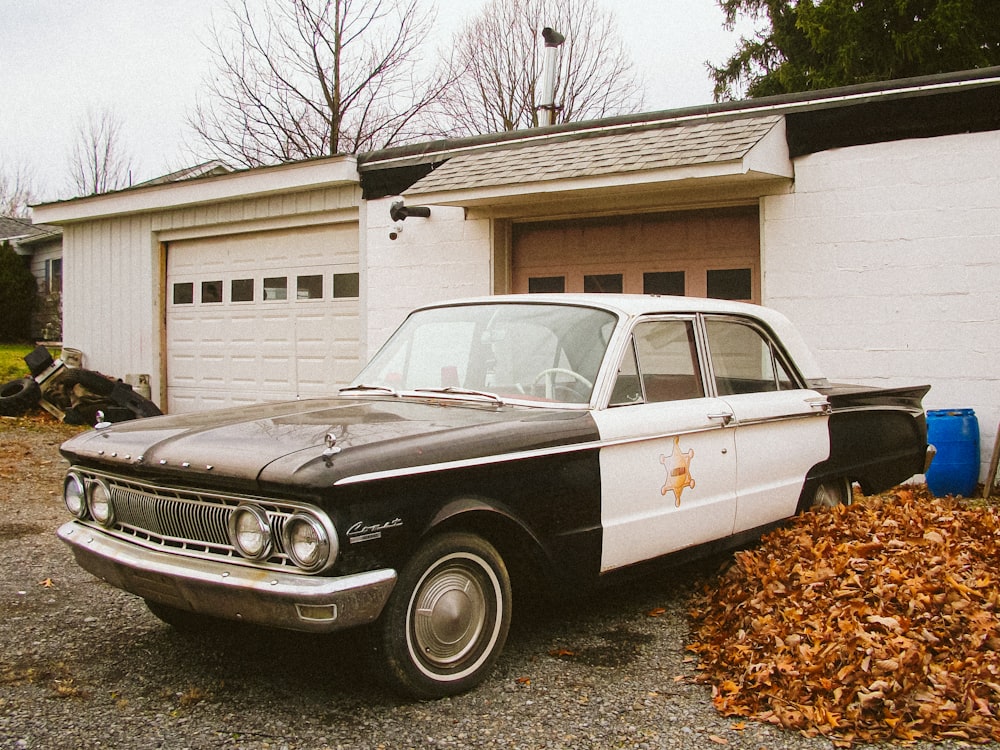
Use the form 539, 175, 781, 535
60, 396, 598, 492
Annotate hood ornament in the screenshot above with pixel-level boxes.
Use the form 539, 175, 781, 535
323, 431, 342, 458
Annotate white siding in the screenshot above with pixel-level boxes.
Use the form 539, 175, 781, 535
62, 214, 159, 379
763, 130, 1000, 480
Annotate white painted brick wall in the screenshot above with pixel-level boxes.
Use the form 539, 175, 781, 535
362, 196, 492, 359
763, 130, 1000, 483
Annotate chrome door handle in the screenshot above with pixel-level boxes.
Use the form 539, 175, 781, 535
806, 397, 832, 415
708, 412, 734, 426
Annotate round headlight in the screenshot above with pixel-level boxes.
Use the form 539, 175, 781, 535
282, 512, 337, 572
87, 479, 114, 527
64, 473, 88, 518
228, 505, 273, 560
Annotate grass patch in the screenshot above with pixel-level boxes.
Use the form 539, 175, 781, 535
0, 343, 34, 382
0, 344, 60, 382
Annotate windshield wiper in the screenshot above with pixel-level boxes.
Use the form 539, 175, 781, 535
413, 387, 504, 405
339, 384, 399, 396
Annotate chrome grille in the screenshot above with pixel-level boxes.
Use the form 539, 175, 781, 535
78, 470, 301, 570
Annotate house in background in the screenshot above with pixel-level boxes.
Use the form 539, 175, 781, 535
131, 159, 231, 187
31, 67, 1000, 482
0, 216, 63, 341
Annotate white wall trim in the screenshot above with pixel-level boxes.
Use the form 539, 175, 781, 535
156, 207, 360, 242
33, 156, 359, 225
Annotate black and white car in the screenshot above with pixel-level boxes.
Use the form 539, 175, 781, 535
58, 295, 931, 698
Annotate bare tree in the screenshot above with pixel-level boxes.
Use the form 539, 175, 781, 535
68, 108, 135, 196
189, 0, 449, 167
429, 0, 645, 136
0, 162, 37, 218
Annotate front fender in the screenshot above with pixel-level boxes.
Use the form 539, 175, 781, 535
424, 495, 558, 586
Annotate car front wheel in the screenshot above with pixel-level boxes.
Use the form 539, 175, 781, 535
374, 532, 512, 699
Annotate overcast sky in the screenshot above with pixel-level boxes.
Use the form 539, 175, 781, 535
1, 0, 755, 205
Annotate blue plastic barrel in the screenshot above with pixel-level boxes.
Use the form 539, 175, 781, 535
926, 409, 980, 497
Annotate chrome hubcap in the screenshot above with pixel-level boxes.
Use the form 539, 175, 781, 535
412, 565, 487, 668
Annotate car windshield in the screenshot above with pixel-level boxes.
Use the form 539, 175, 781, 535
350, 303, 618, 404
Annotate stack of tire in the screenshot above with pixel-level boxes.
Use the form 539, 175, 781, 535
0, 377, 41, 417
57, 367, 163, 425
0, 346, 162, 425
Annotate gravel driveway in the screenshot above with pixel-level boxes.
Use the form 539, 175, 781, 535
0, 417, 980, 750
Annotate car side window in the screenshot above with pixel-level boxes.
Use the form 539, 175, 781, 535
610, 320, 704, 405
705, 318, 796, 395
610, 337, 641, 405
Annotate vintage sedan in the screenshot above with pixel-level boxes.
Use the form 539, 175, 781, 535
57, 295, 930, 698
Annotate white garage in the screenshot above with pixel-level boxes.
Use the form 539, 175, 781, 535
166, 223, 361, 412
32, 156, 362, 414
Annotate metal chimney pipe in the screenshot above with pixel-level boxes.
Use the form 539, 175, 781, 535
540, 27, 565, 126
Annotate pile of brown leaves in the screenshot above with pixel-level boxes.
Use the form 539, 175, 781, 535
688, 487, 1000, 745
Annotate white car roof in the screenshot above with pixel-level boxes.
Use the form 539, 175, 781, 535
417, 294, 828, 385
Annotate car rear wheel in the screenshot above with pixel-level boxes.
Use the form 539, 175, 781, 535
805, 477, 853, 510
373, 532, 512, 699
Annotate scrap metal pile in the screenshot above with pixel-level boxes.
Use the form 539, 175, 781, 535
0, 346, 161, 425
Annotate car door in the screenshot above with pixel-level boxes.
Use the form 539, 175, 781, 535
592, 317, 738, 572
702, 316, 831, 533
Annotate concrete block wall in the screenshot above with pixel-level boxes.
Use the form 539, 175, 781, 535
763, 130, 1000, 483
361, 196, 493, 359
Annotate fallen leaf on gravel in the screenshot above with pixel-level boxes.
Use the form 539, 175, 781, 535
688, 487, 1000, 745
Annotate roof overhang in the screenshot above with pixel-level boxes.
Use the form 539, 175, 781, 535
358, 66, 1000, 210
32, 155, 359, 225
402, 116, 792, 214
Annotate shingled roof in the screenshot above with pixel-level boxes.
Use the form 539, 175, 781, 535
406, 115, 783, 196
0, 216, 60, 242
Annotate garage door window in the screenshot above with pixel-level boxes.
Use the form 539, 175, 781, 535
264, 277, 288, 301
707, 268, 752, 301
173, 282, 194, 305
231, 278, 254, 302
584, 274, 623, 294
643, 271, 685, 296
333, 272, 360, 298
201, 281, 223, 303
528, 276, 565, 293
297, 274, 323, 300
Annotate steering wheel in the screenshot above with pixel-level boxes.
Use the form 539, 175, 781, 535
531, 368, 593, 401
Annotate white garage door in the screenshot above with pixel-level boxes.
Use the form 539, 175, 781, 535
166, 223, 361, 413
512, 207, 760, 302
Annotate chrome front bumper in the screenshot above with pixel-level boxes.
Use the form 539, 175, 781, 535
58, 521, 397, 633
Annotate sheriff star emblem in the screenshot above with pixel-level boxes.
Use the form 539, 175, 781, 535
660, 436, 695, 507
